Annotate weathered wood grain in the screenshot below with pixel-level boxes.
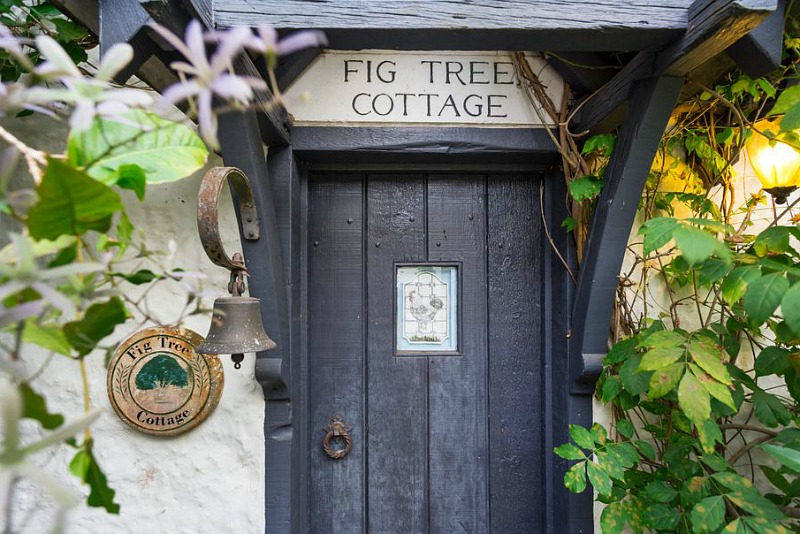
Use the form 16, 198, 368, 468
576, 0, 777, 132
307, 176, 365, 532
215, 1, 692, 30
487, 175, 544, 532
427, 176, 489, 532
366, 176, 428, 533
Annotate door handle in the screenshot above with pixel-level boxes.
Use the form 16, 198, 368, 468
322, 415, 353, 460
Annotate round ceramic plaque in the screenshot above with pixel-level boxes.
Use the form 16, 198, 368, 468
107, 327, 223, 436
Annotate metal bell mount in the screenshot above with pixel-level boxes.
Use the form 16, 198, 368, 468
196, 167, 276, 369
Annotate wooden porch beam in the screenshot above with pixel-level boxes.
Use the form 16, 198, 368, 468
218, 111, 292, 399
726, 0, 786, 78
575, 0, 777, 133
571, 76, 684, 387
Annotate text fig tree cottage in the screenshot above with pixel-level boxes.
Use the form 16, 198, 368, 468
0, 7, 324, 531
555, 14, 800, 533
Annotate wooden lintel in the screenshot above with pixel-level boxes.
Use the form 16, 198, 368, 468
575, 0, 777, 133
571, 76, 684, 388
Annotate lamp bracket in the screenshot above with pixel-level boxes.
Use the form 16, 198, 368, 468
198, 166, 260, 272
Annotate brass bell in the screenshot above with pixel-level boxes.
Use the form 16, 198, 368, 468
197, 296, 276, 368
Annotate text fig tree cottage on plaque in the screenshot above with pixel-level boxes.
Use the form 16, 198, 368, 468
284, 51, 563, 126
107, 327, 223, 436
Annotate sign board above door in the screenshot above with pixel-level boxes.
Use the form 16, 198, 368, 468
284, 51, 564, 127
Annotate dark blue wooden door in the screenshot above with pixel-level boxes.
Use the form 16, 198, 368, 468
307, 173, 544, 533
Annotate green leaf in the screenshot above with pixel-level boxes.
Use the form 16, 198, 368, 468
753, 390, 792, 428
620, 355, 650, 395
600, 375, 622, 402
744, 273, 790, 326
638, 345, 685, 371
762, 444, 800, 474
742, 517, 791, 534
723, 519, 746, 534
67, 111, 208, 185
672, 226, 721, 266
697, 418, 723, 455
722, 266, 761, 306
645, 504, 680, 531
755, 346, 791, 377
51, 17, 88, 42
69, 448, 120, 514
698, 258, 731, 285
600, 500, 627, 534
639, 329, 686, 348
115, 269, 158, 285
639, 217, 679, 256
644, 481, 678, 503
564, 461, 587, 493
635, 440, 656, 462
605, 337, 639, 364
726, 490, 786, 520
760, 465, 791, 494
63, 298, 128, 356
586, 460, 613, 496
754, 227, 792, 257
22, 321, 72, 356
648, 363, 685, 399
27, 158, 124, 240
690, 495, 725, 533
590, 423, 608, 446
582, 133, 616, 157
568, 174, 603, 202
569, 424, 594, 449
781, 283, 800, 337
113, 164, 146, 200
688, 339, 730, 384
616, 419, 635, 439
20, 383, 64, 430
678, 370, 711, 426
692, 367, 736, 411
770, 85, 800, 115
554, 443, 586, 461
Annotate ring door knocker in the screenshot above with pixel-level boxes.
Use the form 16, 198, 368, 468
322, 416, 353, 460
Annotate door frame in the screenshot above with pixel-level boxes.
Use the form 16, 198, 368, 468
227, 122, 593, 532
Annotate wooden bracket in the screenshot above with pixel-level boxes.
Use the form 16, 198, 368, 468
571, 75, 684, 390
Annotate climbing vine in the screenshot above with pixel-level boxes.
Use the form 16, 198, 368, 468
556, 11, 800, 534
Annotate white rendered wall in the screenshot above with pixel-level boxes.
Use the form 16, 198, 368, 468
2, 115, 266, 534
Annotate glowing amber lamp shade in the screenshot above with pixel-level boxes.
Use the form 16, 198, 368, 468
745, 119, 800, 204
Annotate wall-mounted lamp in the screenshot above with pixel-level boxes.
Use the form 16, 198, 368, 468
746, 119, 800, 204
196, 167, 276, 369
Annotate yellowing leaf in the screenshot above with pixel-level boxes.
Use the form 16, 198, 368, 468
678, 370, 710, 426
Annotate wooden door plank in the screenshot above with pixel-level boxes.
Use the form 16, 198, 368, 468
307, 176, 365, 532
487, 176, 545, 532
427, 176, 489, 532
366, 175, 429, 532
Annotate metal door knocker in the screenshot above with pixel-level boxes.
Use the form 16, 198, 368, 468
322, 416, 353, 460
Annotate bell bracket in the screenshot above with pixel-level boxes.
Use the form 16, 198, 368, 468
198, 166, 260, 272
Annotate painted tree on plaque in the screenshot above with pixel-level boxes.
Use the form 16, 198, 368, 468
135, 355, 189, 390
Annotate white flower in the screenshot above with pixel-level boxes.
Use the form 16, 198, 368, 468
29, 37, 153, 130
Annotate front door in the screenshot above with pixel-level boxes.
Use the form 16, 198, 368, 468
306, 172, 544, 533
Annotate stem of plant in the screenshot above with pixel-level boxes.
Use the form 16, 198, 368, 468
79, 358, 92, 444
